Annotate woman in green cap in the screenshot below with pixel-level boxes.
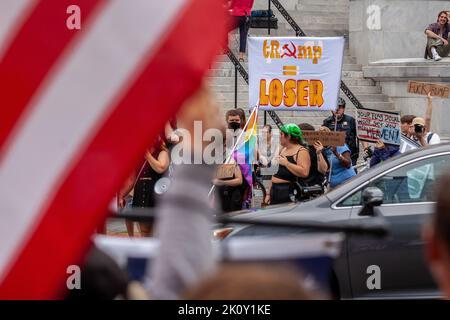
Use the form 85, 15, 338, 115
265, 124, 311, 205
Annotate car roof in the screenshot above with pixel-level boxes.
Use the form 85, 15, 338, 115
228, 143, 450, 222
325, 142, 450, 203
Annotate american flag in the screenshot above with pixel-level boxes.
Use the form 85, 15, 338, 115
0, 0, 227, 299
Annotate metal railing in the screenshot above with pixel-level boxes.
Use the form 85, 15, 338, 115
225, 47, 285, 129
269, 0, 365, 110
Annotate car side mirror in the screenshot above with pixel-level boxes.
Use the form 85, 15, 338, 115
359, 187, 384, 216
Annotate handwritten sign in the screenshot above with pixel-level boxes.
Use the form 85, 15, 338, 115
216, 164, 236, 180
356, 108, 401, 145
408, 81, 450, 98
302, 131, 346, 147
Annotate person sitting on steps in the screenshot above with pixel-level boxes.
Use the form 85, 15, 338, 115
425, 10, 450, 61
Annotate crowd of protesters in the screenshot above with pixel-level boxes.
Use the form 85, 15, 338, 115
116, 88, 445, 227
77, 84, 450, 301
71, 7, 450, 303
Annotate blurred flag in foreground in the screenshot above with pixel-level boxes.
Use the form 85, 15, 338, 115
0, 0, 227, 299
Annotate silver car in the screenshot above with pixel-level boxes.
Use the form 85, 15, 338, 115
224, 143, 450, 299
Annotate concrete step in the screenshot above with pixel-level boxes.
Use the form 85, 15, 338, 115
345, 85, 382, 94
298, 0, 349, 6
356, 101, 395, 111
288, 13, 349, 25
341, 70, 364, 79
354, 94, 389, 102
275, 22, 349, 33
215, 92, 249, 100
208, 84, 250, 93
296, 4, 349, 13
340, 78, 375, 86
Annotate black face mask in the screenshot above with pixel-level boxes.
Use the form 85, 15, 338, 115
228, 122, 241, 130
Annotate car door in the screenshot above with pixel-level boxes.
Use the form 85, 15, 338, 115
338, 152, 450, 299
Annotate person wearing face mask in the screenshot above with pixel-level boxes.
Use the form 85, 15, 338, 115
235, 107, 247, 129
322, 97, 359, 167
226, 109, 242, 130
212, 109, 249, 212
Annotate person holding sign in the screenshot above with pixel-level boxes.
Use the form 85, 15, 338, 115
213, 160, 246, 212
320, 127, 356, 189
265, 124, 311, 205
298, 123, 329, 188
322, 98, 359, 166
409, 93, 441, 146
369, 140, 400, 168
425, 11, 450, 61
213, 110, 248, 212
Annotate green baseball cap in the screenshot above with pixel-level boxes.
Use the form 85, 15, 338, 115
280, 123, 303, 138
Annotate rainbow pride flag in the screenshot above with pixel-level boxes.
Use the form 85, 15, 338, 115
234, 106, 259, 190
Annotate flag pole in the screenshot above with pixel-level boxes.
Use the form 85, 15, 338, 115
208, 103, 259, 198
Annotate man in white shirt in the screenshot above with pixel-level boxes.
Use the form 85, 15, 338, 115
409, 93, 441, 146
410, 117, 441, 146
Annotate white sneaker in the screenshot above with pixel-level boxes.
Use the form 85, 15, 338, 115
433, 52, 442, 61
431, 48, 442, 61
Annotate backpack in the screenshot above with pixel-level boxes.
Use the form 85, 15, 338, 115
427, 132, 435, 144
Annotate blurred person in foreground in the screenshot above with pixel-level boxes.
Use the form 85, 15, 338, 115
148, 85, 320, 300
424, 172, 450, 299
147, 85, 223, 298
184, 263, 323, 300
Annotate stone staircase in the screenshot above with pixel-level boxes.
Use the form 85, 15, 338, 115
207, 0, 394, 127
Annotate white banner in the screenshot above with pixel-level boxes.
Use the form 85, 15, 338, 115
249, 36, 345, 111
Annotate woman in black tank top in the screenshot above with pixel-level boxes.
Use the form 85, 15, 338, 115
265, 124, 311, 205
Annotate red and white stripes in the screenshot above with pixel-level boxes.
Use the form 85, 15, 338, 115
0, 0, 227, 299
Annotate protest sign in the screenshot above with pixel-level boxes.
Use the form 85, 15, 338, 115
407, 81, 450, 98
248, 36, 345, 111
302, 130, 346, 147
216, 164, 236, 180
356, 108, 401, 145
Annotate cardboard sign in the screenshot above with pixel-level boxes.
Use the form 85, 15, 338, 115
216, 164, 236, 180
356, 108, 401, 145
248, 36, 345, 111
408, 81, 450, 98
302, 131, 346, 147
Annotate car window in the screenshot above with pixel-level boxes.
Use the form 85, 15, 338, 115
338, 154, 450, 207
